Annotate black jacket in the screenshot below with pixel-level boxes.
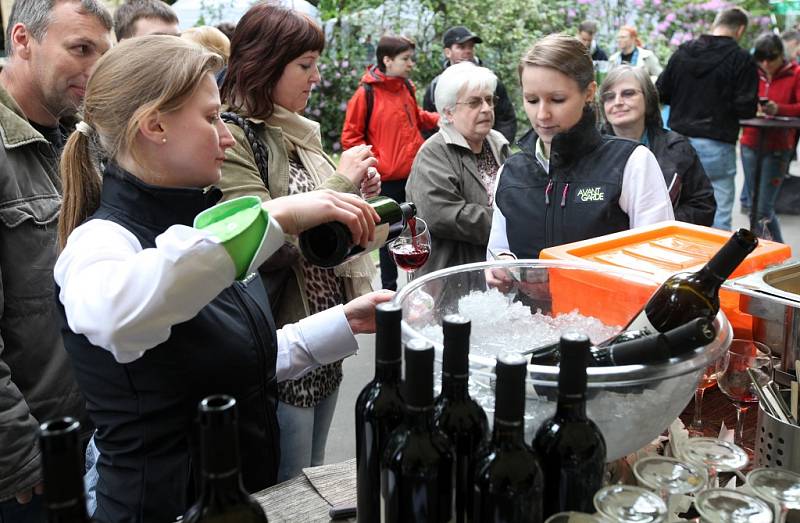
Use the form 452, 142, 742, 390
603, 125, 716, 226
56, 165, 280, 523
657, 35, 758, 144
422, 59, 517, 142
496, 108, 637, 259
592, 45, 609, 61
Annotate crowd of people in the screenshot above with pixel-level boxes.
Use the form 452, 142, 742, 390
0, 0, 793, 521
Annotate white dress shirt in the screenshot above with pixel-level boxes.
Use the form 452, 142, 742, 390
54, 218, 358, 381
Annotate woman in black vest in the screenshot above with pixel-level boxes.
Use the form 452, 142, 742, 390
487, 34, 673, 287
53, 36, 390, 523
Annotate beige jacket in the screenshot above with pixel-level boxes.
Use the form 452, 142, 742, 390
218, 111, 375, 328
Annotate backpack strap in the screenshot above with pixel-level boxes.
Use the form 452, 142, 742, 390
221, 112, 270, 187
362, 83, 374, 143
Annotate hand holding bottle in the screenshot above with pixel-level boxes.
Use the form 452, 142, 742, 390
343, 290, 395, 334
337, 144, 378, 187
264, 190, 379, 245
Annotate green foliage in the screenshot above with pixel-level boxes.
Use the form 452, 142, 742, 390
308, 0, 776, 150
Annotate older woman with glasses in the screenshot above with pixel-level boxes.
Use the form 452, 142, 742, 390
600, 65, 716, 226
405, 61, 509, 277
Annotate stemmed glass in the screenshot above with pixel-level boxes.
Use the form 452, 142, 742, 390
388, 216, 430, 283
593, 485, 668, 523
677, 438, 749, 489
633, 456, 706, 510
693, 488, 773, 522
690, 364, 718, 437
746, 467, 800, 523
715, 339, 773, 452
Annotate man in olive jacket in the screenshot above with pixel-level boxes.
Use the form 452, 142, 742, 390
0, 1, 112, 520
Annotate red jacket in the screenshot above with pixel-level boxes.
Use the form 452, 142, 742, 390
341, 66, 439, 182
741, 61, 800, 151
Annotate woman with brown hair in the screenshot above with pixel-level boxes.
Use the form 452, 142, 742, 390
218, 3, 381, 482
487, 34, 672, 286
54, 36, 390, 522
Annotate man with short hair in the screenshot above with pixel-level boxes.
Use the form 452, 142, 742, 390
0, 0, 112, 520
781, 29, 800, 63
657, 7, 758, 231
578, 20, 608, 61
113, 0, 180, 41
422, 26, 516, 142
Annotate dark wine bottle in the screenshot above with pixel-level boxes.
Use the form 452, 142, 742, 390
299, 196, 416, 268
381, 339, 455, 523
39, 417, 91, 523
433, 315, 488, 523
473, 353, 544, 523
182, 395, 268, 523
607, 228, 757, 343
530, 317, 716, 366
355, 302, 405, 523
532, 333, 606, 518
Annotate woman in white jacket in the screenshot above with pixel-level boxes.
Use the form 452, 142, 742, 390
609, 25, 663, 80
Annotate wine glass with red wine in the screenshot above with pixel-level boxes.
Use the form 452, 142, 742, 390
389, 217, 431, 281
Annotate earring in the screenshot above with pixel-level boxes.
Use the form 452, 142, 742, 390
161, 138, 167, 144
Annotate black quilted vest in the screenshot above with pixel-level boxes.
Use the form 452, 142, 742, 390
55, 165, 279, 523
495, 108, 638, 258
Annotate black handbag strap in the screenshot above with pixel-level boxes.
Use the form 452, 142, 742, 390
221, 112, 269, 187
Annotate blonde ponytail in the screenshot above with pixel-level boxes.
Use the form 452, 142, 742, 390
59, 129, 101, 249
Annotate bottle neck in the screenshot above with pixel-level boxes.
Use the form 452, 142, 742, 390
198, 470, 250, 504
491, 418, 526, 446
441, 374, 469, 399
694, 266, 725, 292
556, 394, 588, 420
375, 360, 401, 382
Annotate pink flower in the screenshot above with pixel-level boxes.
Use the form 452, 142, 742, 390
567, 8, 576, 17
665, 13, 676, 22
633, 0, 643, 7
332, 141, 341, 151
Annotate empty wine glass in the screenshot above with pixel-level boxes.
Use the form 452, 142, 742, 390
690, 364, 718, 437
593, 485, 667, 523
746, 467, 800, 523
545, 512, 607, 523
693, 488, 773, 522
633, 456, 706, 508
677, 438, 748, 489
388, 216, 430, 282
716, 339, 773, 452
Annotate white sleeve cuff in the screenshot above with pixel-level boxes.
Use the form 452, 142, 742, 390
297, 305, 358, 365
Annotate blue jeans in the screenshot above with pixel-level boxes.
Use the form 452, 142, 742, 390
0, 494, 43, 523
276, 388, 339, 482
84, 435, 100, 517
688, 137, 737, 231
740, 146, 790, 243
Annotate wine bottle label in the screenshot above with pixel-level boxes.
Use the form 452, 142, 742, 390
364, 223, 391, 254
622, 311, 658, 336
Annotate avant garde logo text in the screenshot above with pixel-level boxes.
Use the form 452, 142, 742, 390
577, 186, 604, 202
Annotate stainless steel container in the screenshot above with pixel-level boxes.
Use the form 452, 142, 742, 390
726, 261, 800, 371
756, 399, 800, 472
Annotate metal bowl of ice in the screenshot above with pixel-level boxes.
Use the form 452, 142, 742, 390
391, 259, 732, 461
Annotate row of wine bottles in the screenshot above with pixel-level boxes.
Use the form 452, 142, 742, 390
37, 396, 268, 523
355, 305, 607, 523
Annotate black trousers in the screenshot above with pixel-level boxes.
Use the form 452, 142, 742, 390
378, 179, 406, 290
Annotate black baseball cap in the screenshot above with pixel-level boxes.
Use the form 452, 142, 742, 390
443, 26, 482, 48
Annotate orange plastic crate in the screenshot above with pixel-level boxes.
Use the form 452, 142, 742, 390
540, 221, 792, 333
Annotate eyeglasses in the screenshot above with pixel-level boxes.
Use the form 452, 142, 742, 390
455, 95, 499, 109
600, 88, 642, 104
